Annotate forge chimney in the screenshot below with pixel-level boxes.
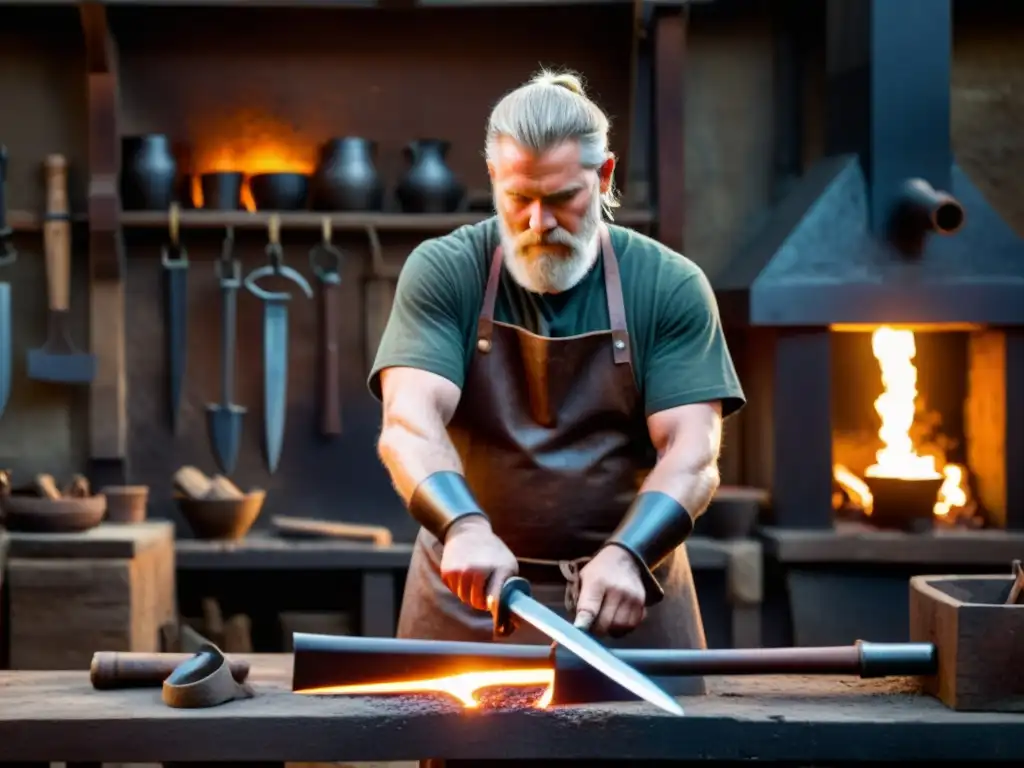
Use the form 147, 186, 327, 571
716, 0, 1024, 327
827, 0, 954, 237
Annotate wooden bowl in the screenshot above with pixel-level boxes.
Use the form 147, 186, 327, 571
699, 486, 770, 540
101, 485, 150, 523
174, 490, 266, 540
0, 494, 107, 533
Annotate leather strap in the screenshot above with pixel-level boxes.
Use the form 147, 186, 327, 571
478, 224, 631, 366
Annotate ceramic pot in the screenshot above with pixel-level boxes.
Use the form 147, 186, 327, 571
249, 172, 310, 211
121, 134, 177, 211
395, 139, 465, 214
200, 172, 244, 211
313, 137, 383, 212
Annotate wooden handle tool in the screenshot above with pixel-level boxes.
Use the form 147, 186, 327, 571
44, 154, 70, 313
90, 651, 250, 689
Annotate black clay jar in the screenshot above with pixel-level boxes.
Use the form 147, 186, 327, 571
248, 172, 310, 211
312, 137, 384, 212
200, 172, 245, 211
121, 135, 177, 211
395, 139, 465, 214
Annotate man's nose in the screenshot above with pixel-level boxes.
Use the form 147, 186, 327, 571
527, 201, 557, 232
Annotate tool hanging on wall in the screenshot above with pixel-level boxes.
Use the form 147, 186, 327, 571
27, 154, 96, 384
205, 228, 246, 476
162, 203, 189, 432
361, 224, 399, 375
0, 145, 16, 420
245, 215, 312, 474
310, 218, 344, 438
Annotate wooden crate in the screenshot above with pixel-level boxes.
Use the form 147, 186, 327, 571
6, 521, 176, 670
909, 574, 1024, 711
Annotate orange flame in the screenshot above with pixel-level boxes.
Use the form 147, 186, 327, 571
833, 326, 969, 519
296, 668, 555, 709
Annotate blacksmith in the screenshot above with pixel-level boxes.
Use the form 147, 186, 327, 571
370, 70, 745, 693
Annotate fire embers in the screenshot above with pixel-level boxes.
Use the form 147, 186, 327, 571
297, 668, 555, 710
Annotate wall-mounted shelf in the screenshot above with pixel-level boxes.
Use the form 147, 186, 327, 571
0, 0, 702, 7
121, 208, 656, 232
8, 210, 89, 231
8, 208, 656, 233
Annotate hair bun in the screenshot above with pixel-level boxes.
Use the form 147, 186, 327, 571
531, 70, 586, 97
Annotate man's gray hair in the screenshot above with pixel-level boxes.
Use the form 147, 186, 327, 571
486, 69, 620, 217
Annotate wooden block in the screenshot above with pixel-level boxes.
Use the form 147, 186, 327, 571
6, 520, 173, 559
7, 523, 176, 670
724, 539, 763, 606
909, 574, 1024, 711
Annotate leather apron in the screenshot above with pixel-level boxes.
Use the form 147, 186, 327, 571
397, 225, 707, 700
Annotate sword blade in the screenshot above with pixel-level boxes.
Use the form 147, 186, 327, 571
507, 590, 684, 716
263, 299, 289, 473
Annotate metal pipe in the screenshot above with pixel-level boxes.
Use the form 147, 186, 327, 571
557, 640, 936, 678
292, 633, 936, 693
899, 178, 965, 236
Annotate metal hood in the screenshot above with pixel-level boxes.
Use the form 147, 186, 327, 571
717, 0, 1024, 327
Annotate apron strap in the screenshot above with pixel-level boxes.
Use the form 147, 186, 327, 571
477, 238, 506, 352
599, 225, 631, 366
479, 223, 632, 367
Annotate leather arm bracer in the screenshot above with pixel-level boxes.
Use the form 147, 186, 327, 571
408, 471, 488, 542
605, 491, 695, 607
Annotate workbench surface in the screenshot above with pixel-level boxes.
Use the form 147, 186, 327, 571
0, 654, 1021, 762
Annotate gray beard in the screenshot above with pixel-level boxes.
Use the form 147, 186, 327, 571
497, 191, 603, 294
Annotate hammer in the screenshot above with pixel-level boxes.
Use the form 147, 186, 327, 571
27, 155, 95, 383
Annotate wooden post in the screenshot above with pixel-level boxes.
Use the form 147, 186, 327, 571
80, 2, 128, 488
653, 3, 687, 254
623, 0, 655, 211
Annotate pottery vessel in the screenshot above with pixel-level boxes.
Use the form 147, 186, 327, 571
121, 134, 177, 211
395, 139, 465, 214
313, 137, 383, 212
249, 172, 310, 211
200, 172, 245, 210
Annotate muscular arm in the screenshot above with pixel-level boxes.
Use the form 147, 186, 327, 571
377, 367, 463, 503
640, 401, 723, 520
602, 262, 742, 604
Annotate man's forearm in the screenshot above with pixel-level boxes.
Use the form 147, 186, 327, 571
378, 416, 489, 540
605, 438, 721, 605
639, 450, 721, 522
377, 414, 463, 503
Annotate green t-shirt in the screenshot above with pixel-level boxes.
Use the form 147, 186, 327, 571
368, 218, 746, 419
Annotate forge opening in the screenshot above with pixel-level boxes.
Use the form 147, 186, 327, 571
830, 327, 1003, 531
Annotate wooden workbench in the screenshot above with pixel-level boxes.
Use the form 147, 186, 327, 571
0, 655, 1021, 763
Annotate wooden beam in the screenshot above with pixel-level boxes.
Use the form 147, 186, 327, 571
623, 0, 654, 209
653, 3, 687, 253
79, 2, 128, 486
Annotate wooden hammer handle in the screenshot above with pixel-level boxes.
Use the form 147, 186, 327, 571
90, 652, 250, 689
43, 154, 70, 312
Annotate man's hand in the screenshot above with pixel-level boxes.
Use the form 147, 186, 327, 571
574, 545, 646, 637
439, 517, 519, 612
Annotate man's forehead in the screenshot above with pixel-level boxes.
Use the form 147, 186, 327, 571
491, 137, 583, 178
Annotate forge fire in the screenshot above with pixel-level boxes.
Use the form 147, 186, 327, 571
298, 668, 555, 710
833, 326, 974, 529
